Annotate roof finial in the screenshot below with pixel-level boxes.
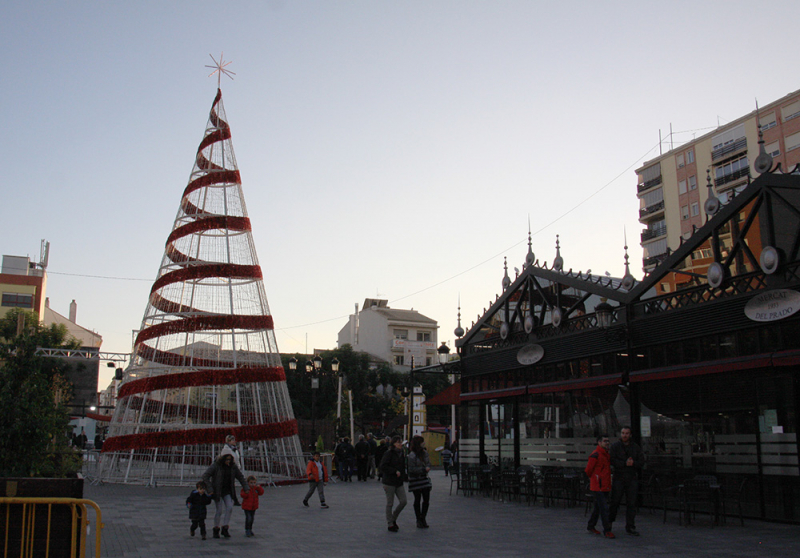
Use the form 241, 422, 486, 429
206, 52, 236, 89
621, 228, 635, 290
454, 294, 465, 338
502, 257, 511, 290
525, 215, 535, 268
754, 99, 773, 174
704, 168, 720, 216
553, 234, 563, 271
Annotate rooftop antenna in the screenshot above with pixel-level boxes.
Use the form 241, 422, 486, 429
39, 239, 50, 269
206, 52, 235, 89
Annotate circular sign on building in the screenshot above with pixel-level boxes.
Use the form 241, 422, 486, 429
517, 344, 544, 365
744, 289, 800, 322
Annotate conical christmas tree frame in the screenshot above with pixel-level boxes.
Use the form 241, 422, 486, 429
100, 89, 305, 485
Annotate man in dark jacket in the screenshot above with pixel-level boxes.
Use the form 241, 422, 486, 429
379, 435, 407, 532
585, 434, 614, 539
609, 426, 645, 536
339, 437, 355, 482
355, 435, 371, 481
374, 437, 390, 481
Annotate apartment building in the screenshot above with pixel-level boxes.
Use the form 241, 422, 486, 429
337, 298, 439, 370
636, 88, 800, 290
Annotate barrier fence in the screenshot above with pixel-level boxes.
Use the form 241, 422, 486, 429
0, 498, 103, 558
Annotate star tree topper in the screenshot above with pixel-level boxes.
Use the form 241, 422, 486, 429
206, 53, 235, 88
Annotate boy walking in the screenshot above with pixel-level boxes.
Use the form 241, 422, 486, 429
186, 481, 212, 539
303, 452, 330, 508
240, 476, 264, 537
585, 434, 615, 539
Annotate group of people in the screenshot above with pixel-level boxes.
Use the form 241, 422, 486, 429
187, 434, 265, 540
333, 433, 381, 481
189, 429, 646, 541
585, 426, 645, 540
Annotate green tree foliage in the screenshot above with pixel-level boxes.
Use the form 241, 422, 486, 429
282, 345, 453, 435
0, 309, 82, 477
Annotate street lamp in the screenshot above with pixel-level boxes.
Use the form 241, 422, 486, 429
437, 341, 455, 448
288, 355, 338, 452
437, 342, 450, 364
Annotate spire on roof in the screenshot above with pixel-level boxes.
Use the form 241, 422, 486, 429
553, 235, 563, 271
525, 216, 535, 268
502, 257, 511, 290
454, 295, 465, 338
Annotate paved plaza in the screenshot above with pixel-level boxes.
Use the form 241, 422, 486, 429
84, 472, 800, 558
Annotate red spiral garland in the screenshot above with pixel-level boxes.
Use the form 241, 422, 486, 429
103, 420, 298, 452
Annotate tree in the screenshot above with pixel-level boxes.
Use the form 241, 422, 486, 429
0, 309, 82, 477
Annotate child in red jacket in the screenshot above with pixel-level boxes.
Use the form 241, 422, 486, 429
585, 434, 615, 539
240, 476, 264, 537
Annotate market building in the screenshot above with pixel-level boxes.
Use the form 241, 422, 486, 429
455, 160, 800, 522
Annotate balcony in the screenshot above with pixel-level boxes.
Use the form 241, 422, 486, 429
641, 227, 667, 242
715, 167, 750, 189
712, 137, 747, 161
637, 175, 662, 193
643, 253, 668, 268
639, 200, 665, 220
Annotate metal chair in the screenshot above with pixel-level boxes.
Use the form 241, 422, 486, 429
720, 476, 749, 526
542, 472, 570, 507
449, 466, 460, 496
681, 478, 719, 526
501, 470, 521, 502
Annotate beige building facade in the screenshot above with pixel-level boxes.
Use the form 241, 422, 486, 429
637, 88, 800, 290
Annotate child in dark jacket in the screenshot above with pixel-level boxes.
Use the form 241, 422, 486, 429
240, 476, 264, 537
186, 481, 213, 539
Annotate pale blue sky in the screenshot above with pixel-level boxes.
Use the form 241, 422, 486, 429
3, 1, 798, 386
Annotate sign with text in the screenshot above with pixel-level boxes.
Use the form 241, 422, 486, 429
744, 289, 800, 322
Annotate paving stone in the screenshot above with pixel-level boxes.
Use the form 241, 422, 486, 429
83, 473, 800, 557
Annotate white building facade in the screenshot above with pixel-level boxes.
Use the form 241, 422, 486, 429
337, 298, 439, 370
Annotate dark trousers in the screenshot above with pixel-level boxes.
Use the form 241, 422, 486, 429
244, 510, 255, 532
443, 462, 451, 476
588, 491, 611, 533
356, 458, 368, 480
190, 519, 206, 535
609, 477, 638, 529
342, 458, 353, 480
412, 488, 431, 521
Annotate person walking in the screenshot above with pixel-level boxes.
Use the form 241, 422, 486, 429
407, 435, 432, 528
375, 437, 390, 482
220, 435, 242, 505
186, 481, 212, 540
202, 453, 248, 539
340, 437, 355, 482
609, 426, 645, 536
585, 434, 615, 539
303, 451, 330, 508
379, 435, 407, 532
440, 446, 453, 477
366, 433, 377, 479
355, 434, 370, 481
240, 476, 264, 537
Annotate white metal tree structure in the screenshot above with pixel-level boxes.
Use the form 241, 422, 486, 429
100, 88, 305, 485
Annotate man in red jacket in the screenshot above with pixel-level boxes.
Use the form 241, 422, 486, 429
585, 434, 615, 539
303, 452, 330, 508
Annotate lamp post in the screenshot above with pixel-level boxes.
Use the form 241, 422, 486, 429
289, 355, 339, 452
437, 342, 455, 447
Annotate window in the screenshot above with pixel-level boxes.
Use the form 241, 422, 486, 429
681, 205, 689, 220
760, 111, 777, 131
1, 293, 33, 308
677, 153, 685, 168
782, 100, 800, 122
712, 124, 746, 151
393, 355, 404, 365
416, 331, 431, 342
639, 187, 663, 209
691, 202, 700, 217
687, 149, 695, 164
714, 155, 749, 186
393, 329, 408, 340
766, 141, 780, 157
678, 180, 687, 194
786, 132, 800, 152
688, 175, 697, 190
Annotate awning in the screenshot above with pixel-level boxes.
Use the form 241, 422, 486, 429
424, 381, 460, 405
86, 412, 112, 422
630, 354, 772, 383
461, 385, 526, 402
